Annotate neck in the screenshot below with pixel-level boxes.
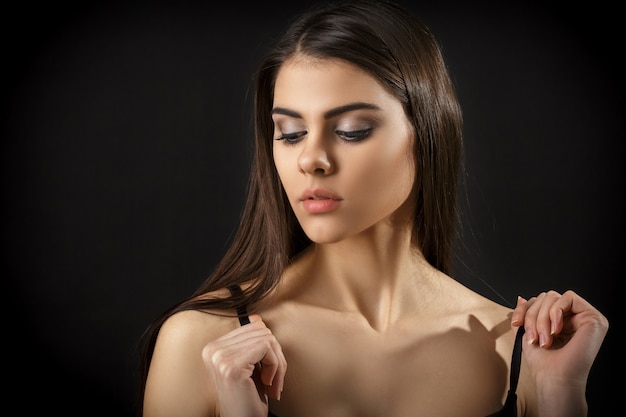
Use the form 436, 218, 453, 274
287, 226, 436, 331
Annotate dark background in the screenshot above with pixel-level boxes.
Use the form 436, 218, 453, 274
3, 1, 621, 415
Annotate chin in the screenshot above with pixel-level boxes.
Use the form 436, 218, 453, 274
304, 234, 345, 245
302, 228, 348, 245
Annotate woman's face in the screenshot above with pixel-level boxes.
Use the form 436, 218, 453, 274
272, 56, 415, 244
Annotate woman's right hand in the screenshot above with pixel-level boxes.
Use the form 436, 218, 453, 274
202, 314, 287, 417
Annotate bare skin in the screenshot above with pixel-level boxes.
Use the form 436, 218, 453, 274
143, 57, 609, 417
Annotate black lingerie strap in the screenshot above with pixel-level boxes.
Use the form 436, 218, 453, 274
491, 326, 525, 416
509, 326, 524, 393
227, 284, 251, 326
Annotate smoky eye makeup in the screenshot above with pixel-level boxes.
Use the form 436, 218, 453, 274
273, 118, 306, 140
275, 131, 307, 143
335, 127, 373, 142
334, 116, 378, 142
335, 118, 375, 132
272, 110, 381, 143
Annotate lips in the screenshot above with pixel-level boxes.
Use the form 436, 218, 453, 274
299, 188, 342, 201
299, 189, 342, 214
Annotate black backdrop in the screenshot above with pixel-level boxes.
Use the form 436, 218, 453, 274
3, 1, 622, 415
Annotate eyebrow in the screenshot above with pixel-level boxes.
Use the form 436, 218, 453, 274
271, 102, 381, 119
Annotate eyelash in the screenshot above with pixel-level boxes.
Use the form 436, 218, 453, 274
275, 128, 373, 145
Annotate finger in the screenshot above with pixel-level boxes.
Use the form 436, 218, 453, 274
556, 291, 609, 360
254, 328, 287, 400
249, 314, 263, 323
205, 322, 274, 376
551, 290, 606, 337
242, 334, 286, 400
554, 289, 590, 318
520, 292, 545, 346
548, 294, 568, 336
511, 294, 540, 327
206, 334, 268, 376
213, 320, 286, 399
259, 343, 287, 400
217, 323, 273, 347
511, 296, 528, 326
533, 290, 562, 348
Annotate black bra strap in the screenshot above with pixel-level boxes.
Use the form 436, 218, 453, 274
227, 284, 251, 326
509, 326, 524, 393
488, 326, 525, 416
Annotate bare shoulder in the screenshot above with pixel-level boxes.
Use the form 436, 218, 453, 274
143, 295, 240, 417
156, 286, 242, 346
442, 278, 518, 355
471, 289, 517, 342
159, 308, 237, 344
471, 291, 515, 331
443, 275, 514, 327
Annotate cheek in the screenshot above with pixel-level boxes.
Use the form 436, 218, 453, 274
273, 148, 296, 194
350, 143, 415, 202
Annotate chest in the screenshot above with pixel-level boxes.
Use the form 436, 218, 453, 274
268, 323, 511, 417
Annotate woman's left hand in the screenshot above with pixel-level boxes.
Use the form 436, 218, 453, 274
511, 290, 608, 415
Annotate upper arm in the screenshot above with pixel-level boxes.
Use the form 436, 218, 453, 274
143, 309, 238, 417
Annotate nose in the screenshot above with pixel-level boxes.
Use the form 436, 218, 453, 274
297, 134, 334, 175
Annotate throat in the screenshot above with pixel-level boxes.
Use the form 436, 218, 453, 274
353, 292, 395, 333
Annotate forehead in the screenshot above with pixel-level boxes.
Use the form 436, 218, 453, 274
273, 56, 399, 112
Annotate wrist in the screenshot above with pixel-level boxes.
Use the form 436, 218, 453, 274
535, 378, 587, 417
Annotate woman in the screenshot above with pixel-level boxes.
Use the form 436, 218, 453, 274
138, 1, 608, 416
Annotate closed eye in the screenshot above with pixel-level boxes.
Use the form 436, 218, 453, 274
275, 128, 373, 145
336, 128, 372, 142
275, 131, 307, 144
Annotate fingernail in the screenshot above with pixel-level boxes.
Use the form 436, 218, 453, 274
539, 334, 547, 347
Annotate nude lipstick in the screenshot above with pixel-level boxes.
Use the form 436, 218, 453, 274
300, 189, 342, 214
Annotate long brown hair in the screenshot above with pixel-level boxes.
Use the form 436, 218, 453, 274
136, 0, 463, 413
